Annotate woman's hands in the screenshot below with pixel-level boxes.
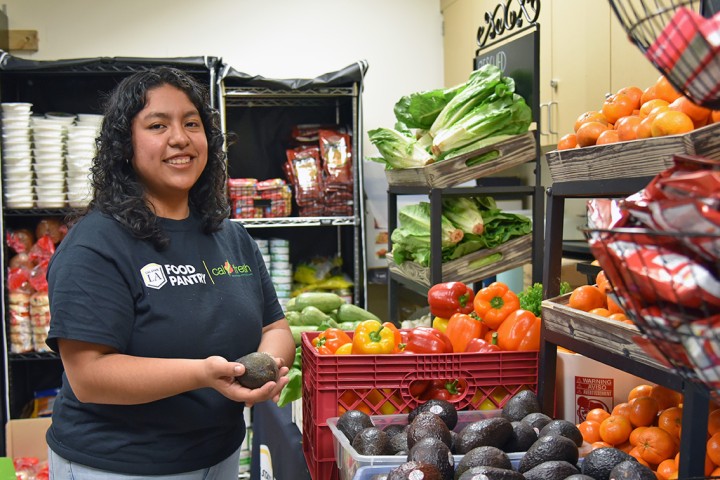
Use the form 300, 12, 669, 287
206, 355, 290, 407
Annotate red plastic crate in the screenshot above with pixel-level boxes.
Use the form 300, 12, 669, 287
300, 331, 539, 480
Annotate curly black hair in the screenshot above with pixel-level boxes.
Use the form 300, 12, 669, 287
74, 66, 229, 250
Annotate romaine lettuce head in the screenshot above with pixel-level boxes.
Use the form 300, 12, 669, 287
393, 82, 466, 130
442, 197, 485, 235
368, 127, 435, 170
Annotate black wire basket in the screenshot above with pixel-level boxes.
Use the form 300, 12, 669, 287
608, 0, 720, 108
584, 226, 720, 401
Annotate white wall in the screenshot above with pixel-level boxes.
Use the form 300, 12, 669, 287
2, 0, 445, 228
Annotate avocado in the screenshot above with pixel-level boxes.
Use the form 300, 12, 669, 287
501, 390, 541, 422
455, 445, 512, 479
503, 420, 538, 453
457, 466, 525, 480
352, 427, 392, 456
610, 460, 656, 480
382, 423, 407, 438
565, 475, 596, 480
523, 460, 580, 480
538, 419, 584, 447
408, 399, 459, 430
517, 434, 579, 473
336, 409, 374, 444
521, 412, 553, 431
407, 411, 452, 450
581, 447, 634, 480
408, 437, 455, 480
455, 417, 514, 454
388, 426, 409, 455
234, 352, 278, 389
387, 461, 443, 480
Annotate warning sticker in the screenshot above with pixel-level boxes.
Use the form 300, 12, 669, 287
574, 376, 613, 423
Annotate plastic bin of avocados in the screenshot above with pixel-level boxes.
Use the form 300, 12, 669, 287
329, 410, 524, 480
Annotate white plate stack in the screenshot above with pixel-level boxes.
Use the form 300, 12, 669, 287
2, 103, 35, 208
33, 113, 73, 208
66, 114, 102, 208
67, 113, 103, 208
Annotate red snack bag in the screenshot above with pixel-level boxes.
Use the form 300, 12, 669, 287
28, 236, 56, 266
6, 228, 36, 254
592, 238, 720, 310
319, 128, 353, 185
286, 146, 323, 207
29, 261, 49, 293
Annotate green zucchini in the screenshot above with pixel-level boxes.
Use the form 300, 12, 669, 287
299, 306, 332, 326
285, 297, 300, 312
289, 325, 318, 346
294, 292, 344, 313
337, 303, 381, 323
285, 311, 302, 326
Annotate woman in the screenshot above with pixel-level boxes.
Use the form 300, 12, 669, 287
45, 66, 295, 479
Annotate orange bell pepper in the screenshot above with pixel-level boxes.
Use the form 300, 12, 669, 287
496, 309, 541, 351
473, 281, 520, 330
312, 328, 352, 354
382, 321, 403, 353
445, 312, 486, 353
352, 320, 396, 354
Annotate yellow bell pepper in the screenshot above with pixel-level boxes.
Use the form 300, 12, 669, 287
335, 343, 353, 355
352, 320, 396, 354
432, 316, 449, 333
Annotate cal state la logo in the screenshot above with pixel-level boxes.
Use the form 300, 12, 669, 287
141, 263, 167, 289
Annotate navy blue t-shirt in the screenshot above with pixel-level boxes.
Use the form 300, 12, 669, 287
45, 210, 284, 474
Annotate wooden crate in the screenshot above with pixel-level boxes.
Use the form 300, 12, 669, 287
542, 293, 668, 371
386, 234, 531, 288
545, 121, 720, 183
384, 132, 536, 188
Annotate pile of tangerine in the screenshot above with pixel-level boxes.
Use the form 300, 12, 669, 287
558, 75, 720, 150
577, 384, 720, 480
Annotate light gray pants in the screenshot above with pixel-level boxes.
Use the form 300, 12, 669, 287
48, 447, 241, 480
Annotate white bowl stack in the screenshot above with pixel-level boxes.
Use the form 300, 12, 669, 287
66, 114, 102, 208
33, 113, 73, 208
2, 103, 35, 208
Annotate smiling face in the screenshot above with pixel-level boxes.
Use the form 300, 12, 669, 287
130, 84, 208, 218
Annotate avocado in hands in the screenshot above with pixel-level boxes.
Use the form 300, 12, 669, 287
234, 352, 278, 389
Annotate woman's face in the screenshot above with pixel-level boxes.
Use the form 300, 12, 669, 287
130, 84, 208, 215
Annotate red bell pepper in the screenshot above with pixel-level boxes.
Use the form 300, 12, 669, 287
473, 281, 520, 330
312, 328, 353, 354
427, 282, 475, 319
409, 380, 431, 398
465, 331, 501, 353
445, 312, 486, 353
496, 309, 541, 351
421, 379, 465, 402
403, 326, 454, 354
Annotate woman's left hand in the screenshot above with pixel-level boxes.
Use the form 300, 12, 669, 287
205, 356, 290, 406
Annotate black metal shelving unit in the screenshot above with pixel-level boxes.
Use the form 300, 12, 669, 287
217, 62, 368, 307
538, 176, 710, 480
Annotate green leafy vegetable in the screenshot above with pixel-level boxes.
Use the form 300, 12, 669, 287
428, 64, 504, 137
390, 202, 464, 266
367, 127, 434, 170
442, 197, 485, 235
277, 346, 302, 408
518, 282, 572, 317
393, 82, 466, 130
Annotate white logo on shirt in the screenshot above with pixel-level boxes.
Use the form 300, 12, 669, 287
140, 263, 208, 290
141, 263, 167, 289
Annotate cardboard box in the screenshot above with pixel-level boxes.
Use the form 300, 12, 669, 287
5, 417, 52, 461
